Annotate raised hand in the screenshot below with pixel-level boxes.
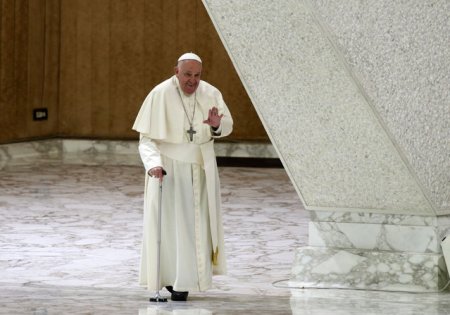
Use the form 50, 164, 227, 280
203, 106, 223, 128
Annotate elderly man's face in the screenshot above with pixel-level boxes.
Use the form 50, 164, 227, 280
175, 60, 202, 95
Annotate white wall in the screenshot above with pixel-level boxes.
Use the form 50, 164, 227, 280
203, 0, 449, 215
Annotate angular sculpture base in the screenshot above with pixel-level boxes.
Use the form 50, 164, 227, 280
290, 211, 450, 292
291, 247, 448, 292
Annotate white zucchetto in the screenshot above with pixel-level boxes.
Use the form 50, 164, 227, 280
178, 52, 202, 63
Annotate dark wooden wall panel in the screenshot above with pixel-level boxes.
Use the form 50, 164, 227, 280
58, 0, 76, 135
0, 0, 268, 144
41, 0, 59, 134
91, 0, 110, 136
14, 0, 29, 139
0, 0, 59, 143
0, 0, 16, 140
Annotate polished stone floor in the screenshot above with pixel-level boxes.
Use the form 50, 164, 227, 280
1, 162, 450, 314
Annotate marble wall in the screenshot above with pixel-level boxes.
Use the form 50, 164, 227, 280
309, 0, 450, 214
202, 0, 450, 292
0, 139, 277, 170
293, 210, 450, 292
202, 0, 449, 216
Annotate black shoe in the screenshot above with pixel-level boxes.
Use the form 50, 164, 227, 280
165, 286, 173, 293
171, 290, 189, 301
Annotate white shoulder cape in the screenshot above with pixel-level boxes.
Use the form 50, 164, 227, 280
132, 76, 232, 142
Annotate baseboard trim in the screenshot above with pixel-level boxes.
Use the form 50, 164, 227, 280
216, 157, 283, 168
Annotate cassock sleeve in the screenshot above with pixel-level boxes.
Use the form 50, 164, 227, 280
138, 135, 162, 173
211, 125, 222, 136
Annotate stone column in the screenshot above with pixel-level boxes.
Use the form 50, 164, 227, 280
292, 211, 450, 291
202, 0, 450, 292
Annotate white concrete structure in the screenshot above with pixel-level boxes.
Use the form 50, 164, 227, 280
202, 0, 450, 291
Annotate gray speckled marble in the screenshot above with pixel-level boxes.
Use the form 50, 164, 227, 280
308, 210, 450, 251
309, 0, 450, 214
202, 0, 449, 216
202, 0, 450, 292
0, 139, 277, 170
303, 210, 450, 291
309, 222, 443, 253
0, 144, 305, 314
1, 142, 450, 312
291, 247, 449, 293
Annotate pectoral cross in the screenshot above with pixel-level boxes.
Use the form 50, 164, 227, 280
187, 125, 196, 141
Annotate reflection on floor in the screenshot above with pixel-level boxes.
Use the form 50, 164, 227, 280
1, 163, 449, 314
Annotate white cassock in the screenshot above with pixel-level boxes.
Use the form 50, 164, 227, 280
132, 75, 233, 292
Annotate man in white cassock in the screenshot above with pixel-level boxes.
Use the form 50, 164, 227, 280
132, 52, 233, 301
